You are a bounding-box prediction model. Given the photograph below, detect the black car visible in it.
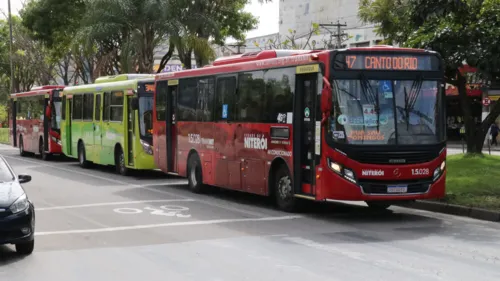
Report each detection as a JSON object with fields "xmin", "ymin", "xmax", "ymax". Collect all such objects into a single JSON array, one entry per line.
[{"xmin": 0, "ymin": 155, "xmax": 35, "ymax": 255}]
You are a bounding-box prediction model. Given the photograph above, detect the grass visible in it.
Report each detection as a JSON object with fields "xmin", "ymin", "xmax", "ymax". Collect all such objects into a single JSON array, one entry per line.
[
  {"xmin": 443, "ymin": 154, "xmax": 500, "ymax": 211},
  {"xmin": 0, "ymin": 128, "xmax": 9, "ymax": 144}
]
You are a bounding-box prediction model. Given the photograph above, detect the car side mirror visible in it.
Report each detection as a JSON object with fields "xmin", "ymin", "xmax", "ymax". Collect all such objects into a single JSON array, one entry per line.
[
  {"xmin": 18, "ymin": 174, "xmax": 31, "ymax": 184},
  {"xmin": 131, "ymin": 97, "xmax": 139, "ymax": 111}
]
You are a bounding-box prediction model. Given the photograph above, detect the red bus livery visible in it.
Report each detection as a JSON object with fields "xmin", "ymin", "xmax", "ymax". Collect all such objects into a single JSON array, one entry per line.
[
  {"xmin": 10, "ymin": 85, "xmax": 65, "ymax": 160},
  {"xmin": 153, "ymin": 47, "xmax": 447, "ymax": 212}
]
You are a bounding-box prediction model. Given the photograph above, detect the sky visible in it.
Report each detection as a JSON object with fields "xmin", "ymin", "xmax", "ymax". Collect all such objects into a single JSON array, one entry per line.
[{"xmin": 0, "ymin": 0, "xmax": 279, "ymax": 38}]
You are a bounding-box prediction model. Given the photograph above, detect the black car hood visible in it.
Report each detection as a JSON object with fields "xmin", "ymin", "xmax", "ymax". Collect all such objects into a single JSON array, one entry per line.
[{"xmin": 0, "ymin": 181, "xmax": 25, "ymax": 208}]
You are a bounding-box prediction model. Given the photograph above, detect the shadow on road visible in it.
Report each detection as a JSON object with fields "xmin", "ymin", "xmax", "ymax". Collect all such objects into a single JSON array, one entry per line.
[{"xmin": 0, "ymin": 245, "xmax": 28, "ymax": 266}]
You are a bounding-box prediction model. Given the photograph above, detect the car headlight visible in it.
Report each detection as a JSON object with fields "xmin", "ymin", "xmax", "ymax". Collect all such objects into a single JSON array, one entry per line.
[
  {"xmin": 10, "ymin": 193, "xmax": 29, "ymax": 214},
  {"xmin": 140, "ymin": 139, "xmax": 153, "ymax": 155}
]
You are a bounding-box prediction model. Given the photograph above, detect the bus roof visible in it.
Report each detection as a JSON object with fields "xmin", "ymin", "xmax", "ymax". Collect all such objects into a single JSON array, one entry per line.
[
  {"xmin": 62, "ymin": 77, "xmax": 151, "ymax": 95},
  {"xmin": 94, "ymin": 74, "xmax": 154, "ymax": 84},
  {"xmin": 11, "ymin": 85, "xmax": 65, "ymax": 98},
  {"xmin": 156, "ymin": 49, "xmax": 328, "ymax": 81},
  {"xmin": 338, "ymin": 45, "xmax": 432, "ymax": 54}
]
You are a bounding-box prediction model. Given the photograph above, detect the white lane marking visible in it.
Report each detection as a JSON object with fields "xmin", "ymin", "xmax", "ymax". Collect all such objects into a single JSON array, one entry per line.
[
  {"xmin": 114, "ymin": 208, "xmax": 144, "ymax": 214},
  {"xmin": 5, "ymin": 155, "xmax": 270, "ymax": 218},
  {"xmin": 35, "ymin": 215, "xmax": 302, "ymax": 236},
  {"xmin": 36, "ymin": 199, "xmax": 195, "ymax": 211}
]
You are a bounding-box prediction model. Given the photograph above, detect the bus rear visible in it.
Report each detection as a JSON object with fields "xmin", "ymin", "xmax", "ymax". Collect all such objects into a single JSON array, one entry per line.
[{"xmin": 319, "ymin": 47, "xmax": 446, "ymax": 208}]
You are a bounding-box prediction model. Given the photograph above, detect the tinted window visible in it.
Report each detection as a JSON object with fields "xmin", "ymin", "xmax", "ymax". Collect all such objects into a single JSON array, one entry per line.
[
  {"xmin": 62, "ymin": 96, "xmax": 66, "ymax": 120},
  {"xmin": 215, "ymin": 77, "xmax": 236, "ymax": 121},
  {"xmin": 155, "ymin": 82, "xmax": 168, "ymax": 121},
  {"xmin": 236, "ymin": 71, "xmax": 265, "ymax": 122},
  {"xmin": 264, "ymin": 68, "xmax": 295, "ymax": 123},
  {"xmin": 16, "ymin": 95, "xmax": 44, "ymax": 120},
  {"xmin": 178, "ymin": 78, "xmax": 198, "ymax": 121},
  {"xmin": 110, "ymin": 91, "xmax": 123, "ymax": 122},
  {"xmin": 103, "ymin": 92, "xmax": 110, "ymax": 121},
  {"xmin": 73, "ymin": 95, "xmax": 83, "ymax": 120},
  {"xmin": 83, "ymin": 93, "xmax": 94, "ymax": 120},
  {"xmin": 197, "ymin": 77, "xmax": 215, "ymax": 121},
  {"xmin": 95, "ymin": 94, "xmax": 101, "ymax": 121}
]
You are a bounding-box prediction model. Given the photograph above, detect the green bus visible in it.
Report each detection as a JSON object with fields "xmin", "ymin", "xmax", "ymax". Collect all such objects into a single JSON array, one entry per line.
[{"xmin": 60, "ymin": 74, "xmax": 157, "ymax": 175}]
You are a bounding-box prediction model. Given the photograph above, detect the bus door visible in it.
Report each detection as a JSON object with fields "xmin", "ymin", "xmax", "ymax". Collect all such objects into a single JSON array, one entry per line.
[
  {"xmin": 94, "ymin": 93, "xmax": 103, "ymax": 162},
  {"xmin": 126, "ymin": 93, "xmax": 135, "ymax": 166},
  {"xmin": 166, "ymin": 81, "xmax": 178, "ymax": 172},
  {"xmin": 214, "ymin": 75, "xmax": 238, "ymax": 190},
  {"xmin": 43, "ymin": 94, "xmax": 49, "ymax": 153},
  {"xmin": 293, "ymin": 65, "xmax": 320, "ymax": 197},
  {"xmin": 67, "ymin": 96, "xmax": 73, "ymax": 155}
]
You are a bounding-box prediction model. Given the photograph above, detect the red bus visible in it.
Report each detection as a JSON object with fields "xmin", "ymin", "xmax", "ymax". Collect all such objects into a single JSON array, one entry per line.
[
  {"xmin": 152, "ymin": 47, "xmax": 447, "ymax": 212},
  {"xmin": 10, "ymin": 85, "xmax": 65, "ymax": 160}
]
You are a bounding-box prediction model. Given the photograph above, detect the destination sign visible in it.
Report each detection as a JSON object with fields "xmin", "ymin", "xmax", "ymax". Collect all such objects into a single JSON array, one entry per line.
[{"xmin": 335, "ymin": 53, "xmax": 439, "ymax": 71}]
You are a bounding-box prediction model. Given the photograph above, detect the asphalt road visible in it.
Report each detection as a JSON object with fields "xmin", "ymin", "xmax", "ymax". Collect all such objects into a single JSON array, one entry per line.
[{"xmin": 0, "ymin": 145, "xmax": 499, "ymax": 281}]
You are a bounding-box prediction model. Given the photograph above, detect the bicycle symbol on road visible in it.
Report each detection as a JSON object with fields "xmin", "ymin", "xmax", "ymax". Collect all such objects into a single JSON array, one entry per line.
[{"xmin": 113, "ymin": 205, "xmax": 191, "ymax": 218}]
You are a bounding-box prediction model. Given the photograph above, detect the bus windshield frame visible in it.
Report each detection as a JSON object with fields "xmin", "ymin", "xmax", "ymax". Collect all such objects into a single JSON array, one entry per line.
[
  {"xmin": 328, "ymin": 51, "xmax": 446, "ymax": 147},
  {"xmin": 137, "ymin": 82, "xmax": 154, "ymax": 144},
  {"xmin": 51, "ymin": 90, "xmax": 63, "ymax": 132}
]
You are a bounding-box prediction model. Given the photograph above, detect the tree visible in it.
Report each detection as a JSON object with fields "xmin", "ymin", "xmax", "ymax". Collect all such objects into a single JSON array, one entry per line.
[
  {"xmin": 359, "ymin": 0, "xmax": 500, "ymax": 154},
  {"xmin": 163, "ymin": 0, "xmax": 258, "ymax": 70}
]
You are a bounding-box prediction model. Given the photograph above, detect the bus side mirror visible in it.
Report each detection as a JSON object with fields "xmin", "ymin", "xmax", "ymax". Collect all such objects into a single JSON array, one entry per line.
[
  {"xmin": 131, "ymin": 98, "xmax": 139, "ymax": 111},
  {"xmin": 320, "ymin": 77, "xmax": 332, "ymax": 113}
]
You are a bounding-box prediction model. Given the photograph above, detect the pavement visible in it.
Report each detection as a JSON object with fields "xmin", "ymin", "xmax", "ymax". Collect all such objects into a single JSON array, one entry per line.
[{"xmin": 0, "ymin": 144, "xmax": 500, "ymax": 281}]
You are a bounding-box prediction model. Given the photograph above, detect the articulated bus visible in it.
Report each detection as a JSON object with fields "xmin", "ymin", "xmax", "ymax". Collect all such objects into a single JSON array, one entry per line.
[
  {"xmin": 60, "ymin": 74, "xmax": 157, "ymax": 175},
  {"xmin": 153, "ymin": 47, "xmax": 447, "ymax": 212},
  {"xmin": 10, "ymin": 85, "xmax": 65, "ymax": 160}
]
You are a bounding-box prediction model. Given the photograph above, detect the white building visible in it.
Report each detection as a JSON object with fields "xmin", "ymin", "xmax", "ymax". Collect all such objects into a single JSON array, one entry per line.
[{"xmin": 279, "ymin": 0, "xmax": 383, "ymax": 48}]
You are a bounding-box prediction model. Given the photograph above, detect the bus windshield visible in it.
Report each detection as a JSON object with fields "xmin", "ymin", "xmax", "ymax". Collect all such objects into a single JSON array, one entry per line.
[
  {"xmin": 139, "ymin": 95, "xmax": 153, "ymax": 138},
  {"xmin": 329, "ymin": 78, "xmax": 443, "ymax": 145}
]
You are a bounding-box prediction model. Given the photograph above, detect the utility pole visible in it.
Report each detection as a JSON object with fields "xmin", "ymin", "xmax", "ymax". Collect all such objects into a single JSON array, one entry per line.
[
  {"xmin": 319, "ymin": 20, "xmax": 348, "ymax": 49},
  {"xmin": 227, "ymin": 42, "xmax": 246, "ymax": 54},
  {"xmin": 8, "ymin": 0, "xmax": 15, "ymax": 94}
]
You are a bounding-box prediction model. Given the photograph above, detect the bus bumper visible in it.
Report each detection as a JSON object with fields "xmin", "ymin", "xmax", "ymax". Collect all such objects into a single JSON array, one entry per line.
[{"xmin": 316, "ymin": 169, "xmax": 446, "ymax": 202}]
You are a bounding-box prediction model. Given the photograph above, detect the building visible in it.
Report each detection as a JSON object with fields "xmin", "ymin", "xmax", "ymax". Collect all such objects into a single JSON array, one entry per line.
[{"xmin": 279, "ymin": 0, "xmax": 383, "ymax": 48}]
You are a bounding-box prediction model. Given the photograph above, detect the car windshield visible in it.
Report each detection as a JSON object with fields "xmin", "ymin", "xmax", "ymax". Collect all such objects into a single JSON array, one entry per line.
[
  {"xmin": 328, "ymin": 78, "xmax": 443, "ymax": 145},
  {"xmin": 139, "ymin": 95, "xmax": 153, "ymax": 138},
  {"xmin": 0, "ymin": 158, "xmax": 14, "ymax": 182}
]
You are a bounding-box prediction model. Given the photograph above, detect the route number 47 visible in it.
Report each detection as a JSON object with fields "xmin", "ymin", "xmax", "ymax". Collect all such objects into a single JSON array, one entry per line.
[{"xmin": 114, "ymin": 205, "xmax": 192, "ymax": 218}]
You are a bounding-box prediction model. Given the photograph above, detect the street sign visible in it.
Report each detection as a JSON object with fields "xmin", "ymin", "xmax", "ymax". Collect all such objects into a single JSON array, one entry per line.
[{"xmin": 483, "ymin": 97, "xmax": 491, "ymax": 106}]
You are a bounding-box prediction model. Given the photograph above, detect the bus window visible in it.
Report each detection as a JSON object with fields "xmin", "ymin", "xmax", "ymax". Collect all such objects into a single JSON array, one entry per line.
[
  {"xmin": 110, "ymin": 91, "xmax": 123, "ymax": 122},
  {"xmin": 178, "ymin": 78, "xmax": 198, "ymax": 121},
  {"xmin": 215, "ymin": 77, "xmax": 236, "ymax": 121},
  {"xmin": 237, "ymin": 71, "xmax": 265, "ymax": 122},
  {"xmin": 264, "ymin": 67, "xmax": 295, "ymax": 123}
]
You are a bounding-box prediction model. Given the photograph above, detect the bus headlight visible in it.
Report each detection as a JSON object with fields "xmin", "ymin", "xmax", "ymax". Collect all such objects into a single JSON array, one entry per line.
[
  {"xmin": 433, "ymin": 161, "xmax": 446, "ymax": 181},
  {"xmin": 328, "ymin": 158, "xmax": 356, "ymax": 184},
  {"xmin": 140, "ymin": 139, "xmax": 153, "ymax": 155}
]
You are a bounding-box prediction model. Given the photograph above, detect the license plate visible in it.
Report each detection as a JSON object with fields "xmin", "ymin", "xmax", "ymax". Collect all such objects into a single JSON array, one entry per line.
[{"xmin": 387, "ymin": 185, "xmax": 408, "ymax": 193}]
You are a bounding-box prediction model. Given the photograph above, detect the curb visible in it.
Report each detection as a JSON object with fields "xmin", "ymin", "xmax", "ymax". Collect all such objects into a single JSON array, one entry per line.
[{"xmin": 398, "ymin": 200, "xmax": 500, "ymax": 222}]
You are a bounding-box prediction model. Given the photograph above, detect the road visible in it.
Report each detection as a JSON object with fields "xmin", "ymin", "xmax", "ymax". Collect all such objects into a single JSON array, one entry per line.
[{"xmin": 0, "ymin": 145, "xmax": 499, "ymax": 281}]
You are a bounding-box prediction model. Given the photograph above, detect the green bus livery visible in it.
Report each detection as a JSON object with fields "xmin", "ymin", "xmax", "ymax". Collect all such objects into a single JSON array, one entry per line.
[{"xmin": 60, "ymin": 74, "xmax": 157, "ymax": 175}]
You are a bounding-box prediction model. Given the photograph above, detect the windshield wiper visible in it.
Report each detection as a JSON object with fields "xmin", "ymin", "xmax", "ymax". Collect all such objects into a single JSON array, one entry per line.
[
  {"xmin": 403, "ymin": 75, "xmax": 424, "ymax": 130},
  {"xmin": 358, "ymin": 73, "xmax": 380, "ymax": 131}
]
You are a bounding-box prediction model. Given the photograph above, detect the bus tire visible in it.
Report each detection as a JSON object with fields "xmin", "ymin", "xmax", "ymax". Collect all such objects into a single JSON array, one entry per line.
[
  {"xmin": 115, "ymin": 146, "xmax": 129, "ymax": 176},
  {"xmin": 19, "ymin": 136, "xmax": 27, "ymax": 157},
  {"xmin": 187, "ymin": 153, "xmax": 205, "ymax": 193},
  {"xmin": 78, "ymin": 141, "xmax": 90, "ymax": 169},
  {"xmin": 274, "ymin": 165, "xmax": 301, "ymax": 213},
  {"xmin": 366, "ymin": 201, "xmax": 391, "ymax": 210},
  {"xmin": 39, "ymin": 138, "xmax": 50, "ymax": 161}
]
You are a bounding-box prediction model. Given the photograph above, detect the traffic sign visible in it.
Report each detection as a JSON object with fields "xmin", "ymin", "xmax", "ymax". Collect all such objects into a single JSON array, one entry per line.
[{"xmin": 483, "ymin": 97, "xmax": 491, "ymax": 106}]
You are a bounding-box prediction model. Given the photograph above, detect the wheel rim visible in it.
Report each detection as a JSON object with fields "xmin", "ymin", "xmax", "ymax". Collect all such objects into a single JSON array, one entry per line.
[
  {"xmin": 278, "ymin": 175, "xmax": 292, "ymax": 200},
  {"xmin": 190, "ymin": 163, "xmax": 198, "ymax": 186}
]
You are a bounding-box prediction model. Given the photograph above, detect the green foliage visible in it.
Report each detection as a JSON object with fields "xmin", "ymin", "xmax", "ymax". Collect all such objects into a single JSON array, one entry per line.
[{"xmin": 359, "ymin": 0, "xmax": 500, "ymax": 153}]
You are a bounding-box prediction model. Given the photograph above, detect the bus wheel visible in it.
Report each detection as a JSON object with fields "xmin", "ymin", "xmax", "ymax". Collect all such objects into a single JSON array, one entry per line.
[
  {"xmin": 19, "ymin": 136, "xmax": 27, "ymax": 157},
  {"xmin": 274, "ymin": 165, "xmax": 301, "ymax": 213},
  {"xmin": 78, "ymin": 142, "xmax": 90, "ymax": 169},
  {"xmin": 187, "ymin": 154, "xmax": 205, "ymax": 193},
  {"xmin": 115, "ymin": 147, "xmax": 129, "ymax": 176},
  {"xmin": 39, "ymin": 139, "xmax": 50, "ymax": 161},
  {"xmin": 366, "ymin": 201, "xmax": 391, "ymax": 210}
]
